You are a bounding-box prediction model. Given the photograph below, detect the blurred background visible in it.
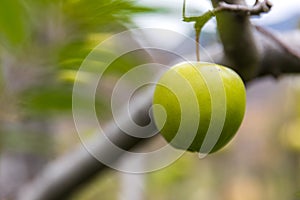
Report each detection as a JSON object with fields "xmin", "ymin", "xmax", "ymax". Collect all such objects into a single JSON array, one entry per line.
[{"xmin": 0, "ymin": 0, "xmax": 300, "ymax": 199}]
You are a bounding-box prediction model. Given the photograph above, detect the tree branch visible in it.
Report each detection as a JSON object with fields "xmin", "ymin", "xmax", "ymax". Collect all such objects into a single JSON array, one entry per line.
[
  {"xmin": 183, "ymin": 0, "xmax": 272, "ymax": 69},
  {"xmin": 255, "ymin": 28, "xmax": 300, "ymax": 78},
  {"xmin": 211, "ymin": 0, "xmax": 300, "ymax": 79},
  {"xmin": 211, "ymin": 0, "xmax": 261, "ymax": 81},
  {"xmin": 255, "ymin": 26, "xmax": 300, "ymax": 59},
  {"xmin": 16, "ymin": 91, "xmax": 153, "ymax": 200}
]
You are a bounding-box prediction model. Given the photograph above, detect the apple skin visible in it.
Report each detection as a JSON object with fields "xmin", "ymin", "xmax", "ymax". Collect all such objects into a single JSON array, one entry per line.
[{"xmin": 152, "ymin": 62, "xmax": 246, "ymax": 154}]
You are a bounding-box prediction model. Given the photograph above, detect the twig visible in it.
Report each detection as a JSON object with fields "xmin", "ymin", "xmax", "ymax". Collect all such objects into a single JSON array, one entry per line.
[
  {"xmin": 183, "ymin": 0, "xmax": 272, "ymax": 23},
  {"xmin": 183, "ymin": 0, "xmax": 272, "ymax": 61},
  {"xmin": 215, "ymin": 0, "xmax": 272, "ymax": 15}
]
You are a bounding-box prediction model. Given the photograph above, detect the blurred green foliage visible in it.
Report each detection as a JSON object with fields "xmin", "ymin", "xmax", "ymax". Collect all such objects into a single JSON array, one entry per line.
[
  {"xmin": 0, "ymin": 1, "xmax": 157, "ymax": 198},
  {"xmin": 0, "ymin": 0, "xmax": 155, "ymax": 116},
  {"xmin": 0, "ymin": 0, "xmax": 155, "ymax": 196},
  {"xmin": 72, "ymin": 171, "xmax": 118, "ymax": 200},
  {"xmin": 0, "ymin": 0, "xmax": 28, "ymax": 47}
]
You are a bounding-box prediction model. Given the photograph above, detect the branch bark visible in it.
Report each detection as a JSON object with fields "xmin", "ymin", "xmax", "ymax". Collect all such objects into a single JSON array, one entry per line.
[
  {"xmin": 211, "ymin": 0, "xmax": 261, "ymax": 81},
  {"xmin": 255, "ymin": 27, "xmax": 300, "ymax": 78},
  {"xmin": 16, "ymin": 1, "xmax": 300, "ymax": 199}
]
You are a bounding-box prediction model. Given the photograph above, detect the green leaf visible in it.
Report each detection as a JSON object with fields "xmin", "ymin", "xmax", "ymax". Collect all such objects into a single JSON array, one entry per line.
[
  {"xmin": 0, "ymin": 0, "xmax": 28, "ymax": 47},
  {"xmin": 21, "ymin": 85, "xmax": 73, "ymax": 114},
  {"xmin": 20, "ymin": 83, "xmax": 108, "ymax": 116}
]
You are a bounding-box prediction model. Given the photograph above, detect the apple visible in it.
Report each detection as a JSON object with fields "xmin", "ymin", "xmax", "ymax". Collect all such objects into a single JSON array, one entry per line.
[{"xmin": 152, "ymin": 62, "xmax": 246, "ymax": 154}]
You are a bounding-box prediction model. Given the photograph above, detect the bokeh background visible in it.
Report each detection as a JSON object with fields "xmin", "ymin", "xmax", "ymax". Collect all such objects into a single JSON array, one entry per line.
[{"xmin": 0, "ymin": 0, "xmax": 300, "ymax": 199}]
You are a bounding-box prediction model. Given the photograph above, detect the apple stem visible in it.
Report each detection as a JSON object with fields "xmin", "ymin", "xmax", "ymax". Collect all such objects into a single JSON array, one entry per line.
[
  {"xmin": 183, "ymin": 0, "xmax": 214, "ymax": 61},
  {"xmin": 195, "ymin": 25, "xmax": 200, "ymax": 62}
]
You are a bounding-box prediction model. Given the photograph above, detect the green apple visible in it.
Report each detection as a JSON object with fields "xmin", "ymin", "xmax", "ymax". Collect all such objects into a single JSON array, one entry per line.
[{"xmin": 152, "ymin": 62, "xmax": 246, "ymax": 154}]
